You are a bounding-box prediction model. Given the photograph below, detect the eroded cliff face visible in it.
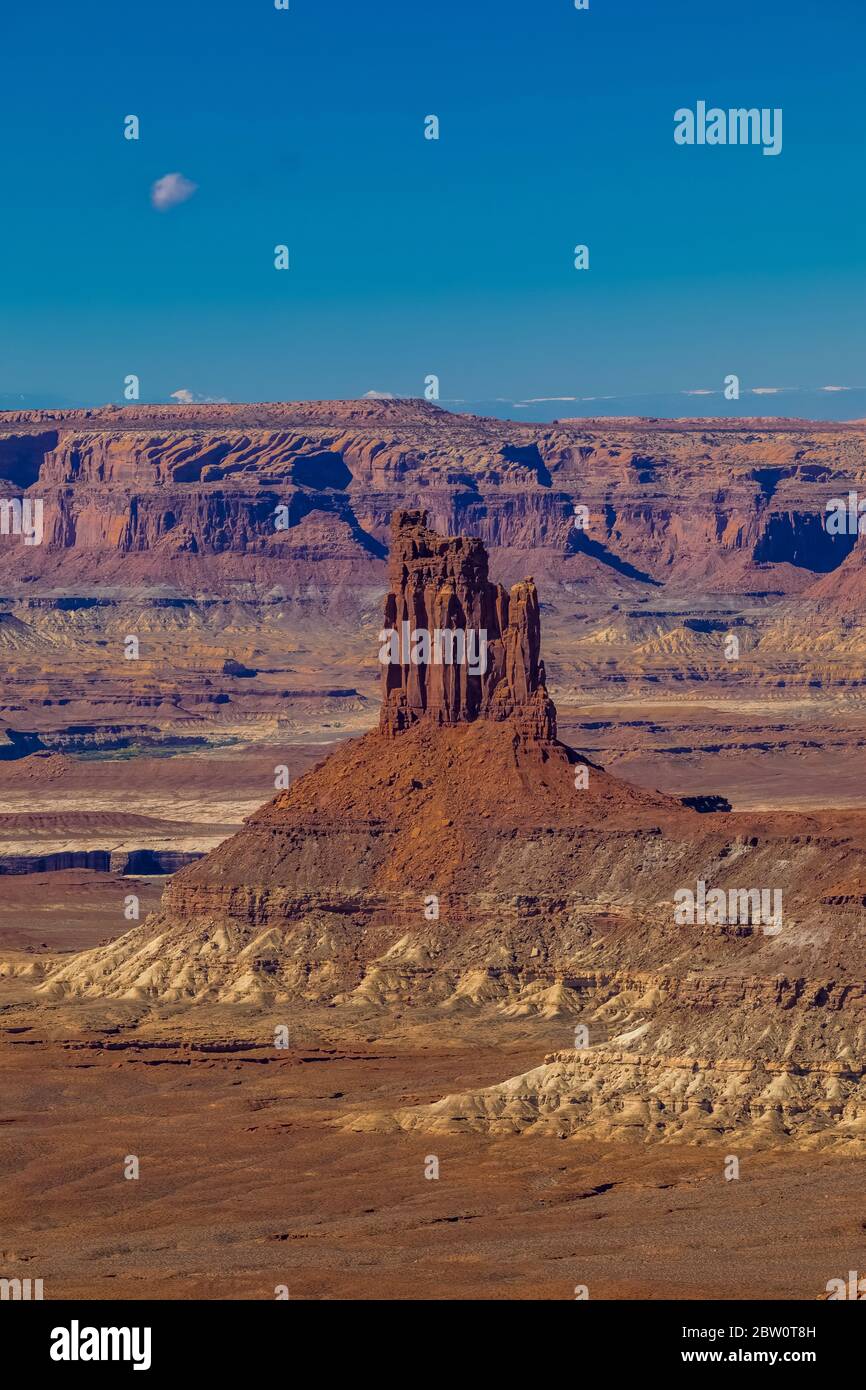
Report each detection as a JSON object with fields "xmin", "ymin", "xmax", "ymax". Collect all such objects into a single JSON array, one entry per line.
[
  {"xmin": 2, "ymin": 417, "xmax": 860, "ymax": 786},
  {"xmin": 2, "ymin": 400, "xmax": 866, "ymax": 598}
]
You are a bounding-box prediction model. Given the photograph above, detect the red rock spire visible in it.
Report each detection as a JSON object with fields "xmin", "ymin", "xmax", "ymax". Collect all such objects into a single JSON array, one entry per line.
[{"xmin": 379, "ymin": 510, "xmax": 556, "ymax": 742}]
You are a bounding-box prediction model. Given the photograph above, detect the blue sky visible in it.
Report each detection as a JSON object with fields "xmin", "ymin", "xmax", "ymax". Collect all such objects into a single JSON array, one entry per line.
[{"xmin": 1, "ymin": 0, "xmax": 864, "ymax": 418}]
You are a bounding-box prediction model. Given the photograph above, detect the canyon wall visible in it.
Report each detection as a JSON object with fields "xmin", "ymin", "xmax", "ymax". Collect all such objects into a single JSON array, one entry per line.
[{"xmin": 1, "ymin": 400, "xmax": 865, "ymax": 598}]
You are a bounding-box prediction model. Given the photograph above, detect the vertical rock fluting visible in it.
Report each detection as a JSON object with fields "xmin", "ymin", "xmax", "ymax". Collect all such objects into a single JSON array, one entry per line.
[{"xmin": 379, "ymin": 510, "xmax": 556, "ymax": 742}]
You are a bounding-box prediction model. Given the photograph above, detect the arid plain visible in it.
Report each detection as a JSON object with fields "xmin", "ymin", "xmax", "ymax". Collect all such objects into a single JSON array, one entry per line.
[{"xmin": 1, "ymin": 399, "xmax": 865, "ymax": 1299}]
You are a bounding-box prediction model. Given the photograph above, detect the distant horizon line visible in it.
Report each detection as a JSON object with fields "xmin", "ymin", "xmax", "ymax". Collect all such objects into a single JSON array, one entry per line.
[{"xmin": 1, "ymin": 395, "xmax": 865, "ymax": 431}]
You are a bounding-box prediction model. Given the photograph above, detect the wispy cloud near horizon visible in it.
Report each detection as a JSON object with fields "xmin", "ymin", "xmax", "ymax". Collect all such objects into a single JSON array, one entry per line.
[{"xmin": 169, "ymin": 388, "xmax": 228, "ymax": 404}]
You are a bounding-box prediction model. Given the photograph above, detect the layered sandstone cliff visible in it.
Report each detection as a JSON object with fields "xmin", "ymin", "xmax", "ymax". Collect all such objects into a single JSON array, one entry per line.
[
  {"xmin": 2, "ymin": 399, "xmax": 866, "ymax": 598},
  {"xmin": 6, "ymin": 400, "xmax": 866, "ymax": 746}
]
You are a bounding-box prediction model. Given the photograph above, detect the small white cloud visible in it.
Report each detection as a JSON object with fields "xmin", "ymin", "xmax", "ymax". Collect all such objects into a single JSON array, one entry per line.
[
  {"xmin": 516, "ymin": 396, "xmax": 577, "ymax": 404},
  {"xmin": 683, "ymin": 389, "xmax": 716, "ymax": 396},
  {"xmin": 169, "ymin": 388, "xmax": 228, "ymax": 404},
  {"xmin": 363, "ymin": 389, "xmax": 395, "ymax": 399},
  {"xmin": 750, "ymin": 387, "xmax": 785, "ymax": 395},
  {"xmin": 152, "ymin": 173, "xmax": 198, "ymax": 211},
  {"xmin": 820, "ymin": 384, "xmax": 850, "ymax": 392}
]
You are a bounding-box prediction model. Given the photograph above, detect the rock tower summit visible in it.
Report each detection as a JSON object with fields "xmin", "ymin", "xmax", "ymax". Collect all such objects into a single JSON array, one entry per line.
[{"xmin": 379, "ymin": 509, "xmax": 557, "ymax": 743}]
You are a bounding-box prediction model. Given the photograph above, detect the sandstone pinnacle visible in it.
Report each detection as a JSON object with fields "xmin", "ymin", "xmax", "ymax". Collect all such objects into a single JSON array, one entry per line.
[{"xmin": 378, "ymin": 509, "xmax": 557, "ymax": 743}]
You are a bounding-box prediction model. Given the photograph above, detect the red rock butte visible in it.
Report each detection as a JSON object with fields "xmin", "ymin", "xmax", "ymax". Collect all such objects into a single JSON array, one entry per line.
[
  {"xmin": 379, "ymin": 509, "xmax": 556, "ymax": 743},
  {"xmin": 32, "ymin": 505, "xmax": 866, "ymax": 1150}
]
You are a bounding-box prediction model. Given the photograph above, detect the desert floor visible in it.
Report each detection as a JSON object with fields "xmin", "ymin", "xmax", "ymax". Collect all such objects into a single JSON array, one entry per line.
[
  {"xmin": 0, "ymin": 1003, "xmax": 863, "ymax": 1300},
  {"xmin": 1, "ymin": 697, "xmax": 864, "ymax": 1300}
]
